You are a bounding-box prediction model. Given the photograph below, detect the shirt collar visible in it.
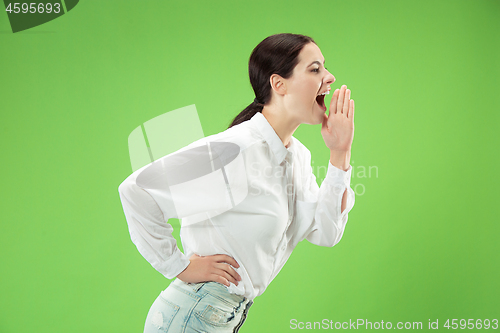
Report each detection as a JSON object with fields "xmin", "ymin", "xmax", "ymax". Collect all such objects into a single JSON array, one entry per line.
[{"xmin": 250, "ymin": 112, "xmax": 294, "ymax": 165}]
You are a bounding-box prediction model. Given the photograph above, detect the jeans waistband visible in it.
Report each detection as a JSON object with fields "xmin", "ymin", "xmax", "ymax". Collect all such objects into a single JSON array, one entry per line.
[{"xmin": 171, "ymin": 278, "xmax": 252, "ymax": 308}]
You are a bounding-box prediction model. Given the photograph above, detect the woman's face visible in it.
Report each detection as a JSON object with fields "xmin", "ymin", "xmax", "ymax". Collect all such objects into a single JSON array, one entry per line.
[{"xmin": 282, "ymin": 42, "xmax": 336, "ymax": 125}]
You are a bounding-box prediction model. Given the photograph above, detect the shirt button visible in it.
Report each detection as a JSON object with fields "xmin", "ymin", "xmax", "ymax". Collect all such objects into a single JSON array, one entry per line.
[{"xmin": 281, "ymin": 245, "xmax": 286, "ymax": 251}]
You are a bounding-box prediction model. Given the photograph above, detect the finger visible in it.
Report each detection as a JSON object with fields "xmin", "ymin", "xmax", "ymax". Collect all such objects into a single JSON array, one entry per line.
[
  {"xmin": 223, "ymin": 268, "xmax": 239, "ymax": 285},
  {"xmin": 213, "ymin": 268, "xmax": 238, "ymax": 286},
  {"xmin": 348, "ymin": 99, "xmax": 354, "ymax": 120},
  {"xmin": 329, "ymin": 89, "xmax": 339, "ymax": 115},
  {"xmin": 210, "ymin": 273, "xmax": 231, "ymax": 287},
  {"xmin": 216, "ymin": 262, "xmax": 242, "ymax": 281},
  {"xmin": 214, "ymin": 254, "xmax": 240, "ymax": 268},
  {"xmin": 343, "ymin": 89, "xmax": 351, "ymax": 116},
  {"xmin": 337, "ymin": 85, "xmax": 346, "ymax": 114}
]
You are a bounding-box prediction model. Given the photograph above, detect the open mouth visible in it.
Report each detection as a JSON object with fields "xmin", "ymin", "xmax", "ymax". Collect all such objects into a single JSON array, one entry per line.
[{"xmin": 316, "ymin": 91, "xmax": 328, "ymax": 111}]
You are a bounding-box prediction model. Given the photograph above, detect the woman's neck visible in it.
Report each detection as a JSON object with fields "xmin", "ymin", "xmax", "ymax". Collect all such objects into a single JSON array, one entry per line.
[{"xmin": 261, "ymin": 106, "xmax": 300, "ymax": 148}]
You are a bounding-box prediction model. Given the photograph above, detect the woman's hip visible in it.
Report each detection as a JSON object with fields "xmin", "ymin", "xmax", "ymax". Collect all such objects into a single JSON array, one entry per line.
[{"xmin": 144, "ymin": 278, "xmax": 253, "ymax": 333}]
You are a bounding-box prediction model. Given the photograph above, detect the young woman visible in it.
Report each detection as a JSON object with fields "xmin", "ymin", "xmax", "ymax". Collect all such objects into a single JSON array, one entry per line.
[{"xmin": 118, "ymin": 33, "xmax": 356, "ymax": 333}]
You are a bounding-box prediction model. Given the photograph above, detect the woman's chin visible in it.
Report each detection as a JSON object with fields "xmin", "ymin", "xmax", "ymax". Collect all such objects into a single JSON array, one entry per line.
[
  {"xmin": 304, "ymin": 113, "xmax": 325, "ymax": 125},
  {"xmin": 299, "ymin": 106, "xmax": 327, "ymax": 125},
  {"xmin": 315, "ymin": 108, "xmax": 327, "ymax": 124}
]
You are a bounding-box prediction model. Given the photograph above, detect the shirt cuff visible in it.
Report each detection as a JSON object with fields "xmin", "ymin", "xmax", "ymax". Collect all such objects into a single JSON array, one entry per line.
[
  {"xmin": 158, "ymin": 248, "xmax": 191, "ymax": 280},
  {"xmin": 323, "ymin": 161, "xmax": 352, "ymax": 188}
]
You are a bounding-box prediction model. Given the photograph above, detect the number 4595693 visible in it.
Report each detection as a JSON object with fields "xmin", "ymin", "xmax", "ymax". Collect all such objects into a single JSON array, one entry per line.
[
  {"xmin": 444, "ymin": 319, "xmax": 498, "ymax": 329},
  {"xmin": 5, "ymin": 2, "xmax": 61, "ymax": 14}
]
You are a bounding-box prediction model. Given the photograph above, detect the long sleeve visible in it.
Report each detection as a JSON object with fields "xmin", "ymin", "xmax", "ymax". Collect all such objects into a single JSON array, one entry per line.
[
  {"xmin": 118, "ymin": 166, "xmax": 190, "ymax": 279},
  {"xmin": 118, "ymin": 140, "xmax": 247, "ymax": 279},
  {"xmin": 302, "ymin": 155, "xmax": 355, "ymax": 247}
]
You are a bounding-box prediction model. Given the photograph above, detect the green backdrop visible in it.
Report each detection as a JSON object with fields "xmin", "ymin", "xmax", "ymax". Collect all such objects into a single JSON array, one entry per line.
[{"xmin": 1, "ymin": 0, "xmax": 499, "ymax": 332}]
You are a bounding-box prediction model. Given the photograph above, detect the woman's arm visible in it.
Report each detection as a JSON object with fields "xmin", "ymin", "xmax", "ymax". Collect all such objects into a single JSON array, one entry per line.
[
  {"xmin": 295, "ymin": 84, "xmax": 356, "ymax": 247},
  {"xmin": 118, "ymin": 142, "xmax": 242, "ymax": 285},
  {"xmin": 329, "ymin": 149, "xmax": 351, "ymax": 214},
  {"xmin": 118, "ymin": 168, "xmax": 191, "ymax": 279},
  {"xmin": 300, "ymin": 156, "xmax": 355, "ymax": 247}
]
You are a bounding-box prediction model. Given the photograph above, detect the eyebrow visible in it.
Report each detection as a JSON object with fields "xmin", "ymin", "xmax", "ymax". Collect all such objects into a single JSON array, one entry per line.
[{"xmin": 308, "ymin": 60, "xmax": 325, "ymax": 67}]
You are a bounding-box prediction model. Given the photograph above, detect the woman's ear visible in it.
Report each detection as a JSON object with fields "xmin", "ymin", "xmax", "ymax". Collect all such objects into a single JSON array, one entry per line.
[{"xmin": 269, "ymin": 74, "xmax": 286, "ymax": 96}]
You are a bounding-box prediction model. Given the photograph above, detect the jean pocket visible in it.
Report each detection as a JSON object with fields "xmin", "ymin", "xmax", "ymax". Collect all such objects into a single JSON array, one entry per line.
[
  {"xmin": 193, "ymin": 298, "xmax": 237, "ymax": 328},
  {"xmin": 145, "ymin": 295, "xmax": 180, "ymax": 332}
]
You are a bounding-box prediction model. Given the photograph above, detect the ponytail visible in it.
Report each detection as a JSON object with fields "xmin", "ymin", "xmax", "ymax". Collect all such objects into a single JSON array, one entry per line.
[{"xmin": 228, "ymin": 99, "xmax": 264, "ymax": 129}]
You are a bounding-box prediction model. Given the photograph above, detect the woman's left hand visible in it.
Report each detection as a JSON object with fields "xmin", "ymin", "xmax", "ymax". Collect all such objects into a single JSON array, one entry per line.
[{"xmin": 321, "ymin": 85, "xmax": 355, "ymax": 152}]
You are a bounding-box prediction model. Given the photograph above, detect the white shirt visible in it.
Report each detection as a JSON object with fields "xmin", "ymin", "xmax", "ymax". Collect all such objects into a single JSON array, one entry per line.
[{"xmin": 118, "ymin": 112, "xmax": 355, "ymax": 300}]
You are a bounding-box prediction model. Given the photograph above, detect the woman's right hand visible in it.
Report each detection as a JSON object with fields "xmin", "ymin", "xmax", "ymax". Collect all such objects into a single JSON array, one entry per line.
[{"xmin": 176, "ymin": 254, "xmax": 242, "ymax": 287}]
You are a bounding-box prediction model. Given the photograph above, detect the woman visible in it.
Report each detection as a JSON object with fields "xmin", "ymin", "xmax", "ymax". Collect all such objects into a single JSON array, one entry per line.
[{"xmin": 118, "ymin": 33, "xmax": 355, "ymax": 333}]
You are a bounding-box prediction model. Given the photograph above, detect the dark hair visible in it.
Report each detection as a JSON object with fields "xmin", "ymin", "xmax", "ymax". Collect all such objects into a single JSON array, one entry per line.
[{"xmin": 227, "ymin": 33, "xmax": 316, "ymax": 128}]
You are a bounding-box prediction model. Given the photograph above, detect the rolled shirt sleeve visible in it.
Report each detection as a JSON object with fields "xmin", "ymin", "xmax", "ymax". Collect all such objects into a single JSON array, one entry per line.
[{"xmin": 304, "ymin": 160, "xmax": 355, "ymax": 247}]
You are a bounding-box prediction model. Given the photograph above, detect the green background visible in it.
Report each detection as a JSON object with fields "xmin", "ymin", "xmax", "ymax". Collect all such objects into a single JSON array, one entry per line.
[{"xmin": 1, "ymin": 0, "xmax": 499, "ymax": 332}]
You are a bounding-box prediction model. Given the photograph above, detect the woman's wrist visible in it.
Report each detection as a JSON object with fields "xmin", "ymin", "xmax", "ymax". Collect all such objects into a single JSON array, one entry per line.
[{"xmin": 329, "ymin": 150, "xmax": 351, "ymax": 171}]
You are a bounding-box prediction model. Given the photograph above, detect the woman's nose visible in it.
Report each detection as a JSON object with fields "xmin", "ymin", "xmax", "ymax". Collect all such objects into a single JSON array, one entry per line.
[{"xmin": 325, "ymin": 70, "xmax": 335, "ymax": 85}]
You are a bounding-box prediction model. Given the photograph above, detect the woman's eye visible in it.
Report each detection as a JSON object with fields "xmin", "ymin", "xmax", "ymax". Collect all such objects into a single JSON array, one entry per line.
[{"xmin": 311, "ymin": 68, "xmax": 320, "ymax": 73}]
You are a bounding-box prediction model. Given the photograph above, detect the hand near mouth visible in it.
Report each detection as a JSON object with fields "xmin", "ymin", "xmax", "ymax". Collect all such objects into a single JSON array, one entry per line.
[{"xmin": 321, "ymin": 84, "xmax": 355, "ymax": 153}]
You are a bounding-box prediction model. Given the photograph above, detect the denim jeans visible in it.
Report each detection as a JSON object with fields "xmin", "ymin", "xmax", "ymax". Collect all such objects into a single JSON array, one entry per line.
[{"xmin": 144, "ymin": 278, "xmax": 253, "ymax": 333}]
